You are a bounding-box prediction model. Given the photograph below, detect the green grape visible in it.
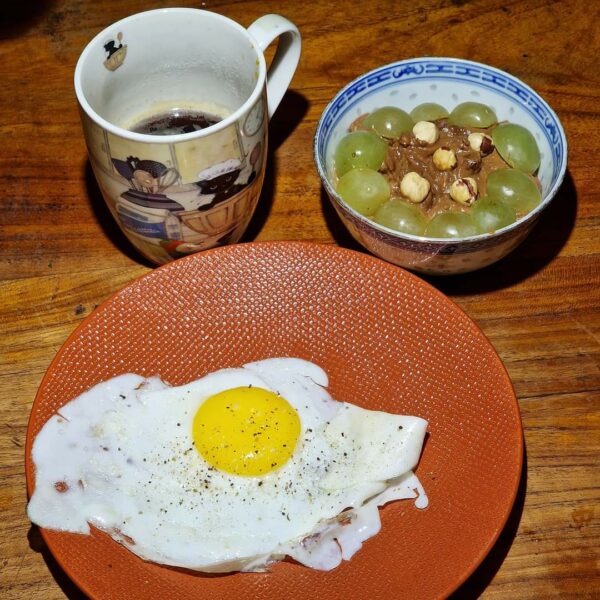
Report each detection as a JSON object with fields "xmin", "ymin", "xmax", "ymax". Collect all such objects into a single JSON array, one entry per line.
[
  {"xmin": 424, "ymin": 212, "xmax": 478, "ymax": 239},
  {"xmin": 471, "ymin": 197, "xmax": 516, "ymax": 234},
  {"xmin": 486, "ymin": 168, "xmax": 542, "ymax": 214},
  {"xmin": 362, "ymin": 107, "xmax": 413, "ymax": 138},
  {"xmin": 334, "ymin": 131, "xmax": 387, "ymax": 177},
  {"xmin": 372, "ymin": 199, "xmax": 427, "ymax": 236},
  {"xmin": 336, "ymin": 168, "xmax": 390, "ymax": 216},
  {"xmin": 410, "ymin": 102, "xmax": 449, "ymax": 122},
  {"xmin": 492, "ymin": 123, "xmax": 541, "ymax": 174},
  {"xmin": 448, "ymin": 102, "xmax": 497, "ymax": 128}
]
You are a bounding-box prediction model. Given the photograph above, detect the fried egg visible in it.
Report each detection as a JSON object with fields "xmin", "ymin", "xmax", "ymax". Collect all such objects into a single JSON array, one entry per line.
[{"xmin": 28, "ymin": 358, "xmax": 428, "ymax": 572}]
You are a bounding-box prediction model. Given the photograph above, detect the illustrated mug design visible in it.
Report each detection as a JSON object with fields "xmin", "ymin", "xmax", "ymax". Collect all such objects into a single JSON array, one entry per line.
[
  {"xmin": 75, "ymin": 9, "xmax": 301, "ymax": 264},
  {"xmin": 103, "ymin": 32, "xmax": 126, "ymax": 71}
]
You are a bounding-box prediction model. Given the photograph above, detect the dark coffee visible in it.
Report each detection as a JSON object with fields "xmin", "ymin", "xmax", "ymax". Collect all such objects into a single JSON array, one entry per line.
[{"xmin": 130, "ymin": 109, "xmax": 222, "ymax": 135}]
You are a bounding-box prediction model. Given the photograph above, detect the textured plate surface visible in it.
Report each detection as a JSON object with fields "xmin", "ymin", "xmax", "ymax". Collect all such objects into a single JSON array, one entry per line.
[{"xmin": 25, "ymin": 241, "xmax": 522, "ymax": 600}]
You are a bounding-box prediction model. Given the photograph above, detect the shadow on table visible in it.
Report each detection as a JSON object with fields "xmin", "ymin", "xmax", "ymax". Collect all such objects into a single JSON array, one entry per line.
[
  {"xmin": 84, "ymin": 90, "xmax": 309, "ymax": 262},
  {"xmin": 241, "ymin": 90, "xmax": 309, "ymax": 242},
  {"xmin": 447, "ymin": 445, "xmax": 528, "ymax": 599},
  {"xmin": 322, "ymin": 170, "xmax": 577, "ymax": 293},
  {"xmin": 28, "ymin": 526, "xmax": 88, "ymax": 600},
  {"xmin": 84, "ymin": 161, "xmax": 154, "ymax": 267},
  {"xmin": 0, "ymin": 0, "xmax": 56, "ymax": 38}
]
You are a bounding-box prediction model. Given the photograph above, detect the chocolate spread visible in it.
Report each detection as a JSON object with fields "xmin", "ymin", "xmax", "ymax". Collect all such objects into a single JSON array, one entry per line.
[{"xmin": 350, "ymin": 117, "xmax": 533, "ymax": 218}]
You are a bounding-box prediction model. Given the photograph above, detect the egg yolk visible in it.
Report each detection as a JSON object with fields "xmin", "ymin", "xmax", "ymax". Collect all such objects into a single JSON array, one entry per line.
[{"xmin": 192, "ymin": 387, "xmax": 301, "ymax": 476}]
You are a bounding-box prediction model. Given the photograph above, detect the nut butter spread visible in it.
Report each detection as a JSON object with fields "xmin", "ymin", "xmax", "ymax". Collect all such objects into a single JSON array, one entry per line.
[{"xmin": 351, "ymin": 117, "xmax": 515, "ymax": 218}]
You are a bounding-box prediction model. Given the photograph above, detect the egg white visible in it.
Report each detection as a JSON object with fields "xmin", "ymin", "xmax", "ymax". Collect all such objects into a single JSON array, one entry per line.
[{"xmin": 28, "ymin": 358, "xmax": 428, "ymax": 571}]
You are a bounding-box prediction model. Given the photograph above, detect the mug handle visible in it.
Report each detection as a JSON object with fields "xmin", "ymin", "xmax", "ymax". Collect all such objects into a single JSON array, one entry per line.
[{"xmin": 247, "ymin": 15, "xmax": 301, "ymax": 119}]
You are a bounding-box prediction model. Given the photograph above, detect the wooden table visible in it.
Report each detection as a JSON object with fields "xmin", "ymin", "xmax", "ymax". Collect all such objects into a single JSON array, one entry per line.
[{"xmin": 1, "ymin": 0, "xmax": 598, "ymax": 597}]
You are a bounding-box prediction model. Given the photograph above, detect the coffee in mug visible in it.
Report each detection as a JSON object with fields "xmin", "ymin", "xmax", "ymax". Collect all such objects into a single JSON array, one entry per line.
[{"xmin": 129, "ymin": 110, "xmax": 222, "ymax": 136}]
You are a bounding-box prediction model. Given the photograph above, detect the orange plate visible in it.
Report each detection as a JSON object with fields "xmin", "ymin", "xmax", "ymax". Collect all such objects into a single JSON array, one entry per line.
[{"xmin": 25, "ymin": 241, "xmax": 522, "ymax": 600}]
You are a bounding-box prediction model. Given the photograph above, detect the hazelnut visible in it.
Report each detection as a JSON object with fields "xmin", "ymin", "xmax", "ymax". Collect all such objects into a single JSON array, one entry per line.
[
  {"xmin": 412, "ymin": 121, "xmax": 439, "ymax": 144},
  {"xmin": 449, "ymin": 177, "xmax": 478, "ymax": 205},
  {"xmin": 400, "ymin": 171, "xmax": 430, "ymax": 204},
  {"xmin": 467, "ymin": 132, "xmax": 494, "ymax": 155},
  {"xmin": 465, "ymin": 158, "xmax": 482, "ymax": 173},
  {"xmin": 432, "ymin": 147, "xmax": 457, "ymax": 171}
]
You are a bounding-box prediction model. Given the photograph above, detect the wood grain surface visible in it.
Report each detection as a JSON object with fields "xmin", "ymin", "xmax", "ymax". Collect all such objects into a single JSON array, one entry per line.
[{"xmin": 1, "ymin": 0, "xmax": 599, "ymax": 597}]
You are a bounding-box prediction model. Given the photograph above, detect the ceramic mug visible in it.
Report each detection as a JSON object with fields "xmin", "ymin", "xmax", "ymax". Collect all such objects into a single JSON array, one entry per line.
[{"xmin": 75, "ymin": 8, "xmax": 301, "ymax": 264}]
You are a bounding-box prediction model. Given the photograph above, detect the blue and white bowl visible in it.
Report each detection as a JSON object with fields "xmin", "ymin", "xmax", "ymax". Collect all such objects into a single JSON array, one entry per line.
[{"xmin": 314, "ymin": 58, "xmax": 568, "ymax": 275}]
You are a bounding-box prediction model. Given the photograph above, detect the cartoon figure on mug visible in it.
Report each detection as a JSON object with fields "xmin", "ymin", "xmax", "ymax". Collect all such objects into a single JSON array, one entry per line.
[
  {"xmin": 194, "ymin": 139, "xmax": 263, "ymax": 209},
  {"xmin": 107, "ymin": 136, "xmax": 265, "ymax": 261},
  {"xmin": 103, "ymin": 32, "xmax": 127, "ymax": 71}
]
